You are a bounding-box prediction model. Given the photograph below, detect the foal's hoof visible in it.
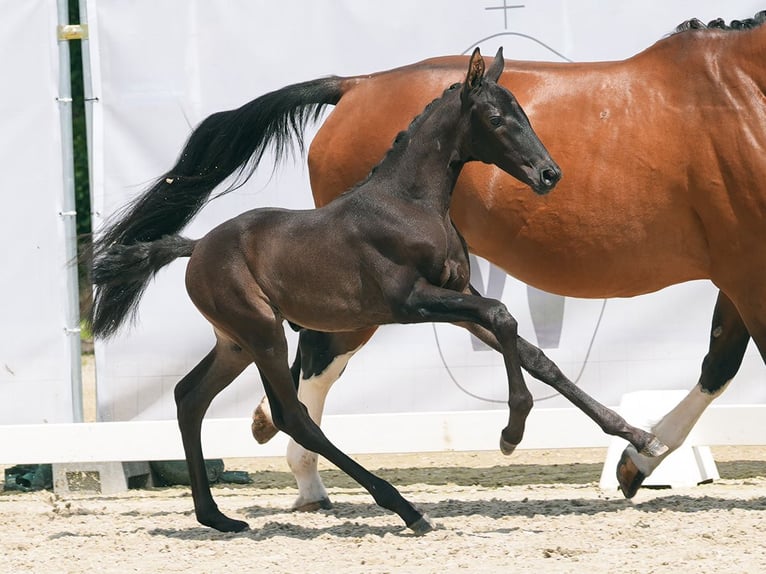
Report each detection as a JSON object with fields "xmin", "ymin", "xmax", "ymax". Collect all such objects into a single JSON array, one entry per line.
[
  {"xmin": 251, "ymin": 399, "xmax": 279, "ymax": 444},
  {"xmin": 639, "ymin": 435, "xmax": 669, "ymax": 458},
  {"xmin": 292, "ymin": 497, "xmax": 333, "ymax": 512},
  {"xmin": 407, "ymin": 514, "xmax": 436, "ymax": 535},
  {"xmin": 200, "ymin": 514, "xmax": 250, "ymax": 533},
  {"xmin": 616, "ymin": 449, "xmax": 646, "ymax": 499},
  {"xmin": 499, "ymin": 435, "xmax": 518, "ymax": 456}
]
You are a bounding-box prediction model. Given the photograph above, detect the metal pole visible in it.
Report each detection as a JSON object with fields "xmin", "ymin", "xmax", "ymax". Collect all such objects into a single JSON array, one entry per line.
[
  {"xmin": 56, "ymin": 0, "xmax": 84, "ymax": 423},
  {"xmin": 78, "ymin": 0, "xmax": 99, "ymax": 421},
  {"xmin": 78, "ymin": 0, "xmax": 95, "ymax": 199}
]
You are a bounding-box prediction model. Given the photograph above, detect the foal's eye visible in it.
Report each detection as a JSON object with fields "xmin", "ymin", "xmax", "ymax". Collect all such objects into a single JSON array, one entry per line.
[{"xmin": 489, "ymin": 116, "xmax": 504, "ymax": 127}]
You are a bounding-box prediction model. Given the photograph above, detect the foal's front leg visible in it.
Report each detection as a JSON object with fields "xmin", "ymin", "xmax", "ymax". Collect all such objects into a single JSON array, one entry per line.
[
  {"xmin": 400, "ymin": 281, "xmax": 532, "ymax": 454},
  {"xmin": 457, "ymin": 319, "xmax": 666, "ymax": 457}
]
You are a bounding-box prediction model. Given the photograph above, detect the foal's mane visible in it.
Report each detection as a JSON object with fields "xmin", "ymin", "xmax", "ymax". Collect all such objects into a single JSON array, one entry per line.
[
  {"xmin": 340, "ymin": 82, "xmax": 463, "ymax": 195},
  {"xmin": 673, "ymin": 10, "xmax": 766, "ymax": 33}
]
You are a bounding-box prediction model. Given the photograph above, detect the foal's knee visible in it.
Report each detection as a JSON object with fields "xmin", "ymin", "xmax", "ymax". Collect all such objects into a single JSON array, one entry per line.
[{"xmin": 489, "ymin": 305, "xmax": 518, "ymax": 340}]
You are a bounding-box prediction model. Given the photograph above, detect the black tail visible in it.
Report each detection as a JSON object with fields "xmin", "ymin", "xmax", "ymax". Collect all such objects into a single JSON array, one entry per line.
[
  {"xmin": 92, "ymin": 76, "xmax": 346, "ymax": 259},
  {"xmin": 90, "ymin": 235, "xmax": 196, "ymax": 339}
]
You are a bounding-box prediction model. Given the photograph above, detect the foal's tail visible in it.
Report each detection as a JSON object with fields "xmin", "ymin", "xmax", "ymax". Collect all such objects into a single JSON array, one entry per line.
[
  {"xmin": 89, "ymin": 235, "xmax": 196, "ymax": 339},
  {"xmin": 89, "ymin": 75, "xmax": 350, "ymax": 339},
  {"xmin": 92, "ymin": 76, "xmax": 348, "ymax": 260}
]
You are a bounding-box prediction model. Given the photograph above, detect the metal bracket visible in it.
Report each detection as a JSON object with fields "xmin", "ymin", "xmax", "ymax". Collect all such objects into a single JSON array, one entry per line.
[{"xmin": 57, "ymin": 24, "xmax": 88, "ymax": 41}]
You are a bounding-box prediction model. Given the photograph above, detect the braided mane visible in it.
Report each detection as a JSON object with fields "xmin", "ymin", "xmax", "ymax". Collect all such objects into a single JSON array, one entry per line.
[
  {"xmin": 674, "ymin": 10, "xmax": 766, "ymax": 33},
  {"xmin": 340, "ymin": 82, "xmax": 463, "ymax": 194}
]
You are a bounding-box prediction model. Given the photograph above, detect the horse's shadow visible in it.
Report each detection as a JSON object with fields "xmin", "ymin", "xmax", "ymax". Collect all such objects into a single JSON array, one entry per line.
[
  {"xmin": 139, "ymin": 457, "xmax": 766, "ymax": 541},
  {"xmin": 287, "ymin": 493, "xmax": 766, "ymax": 522},
  {"xmin": 238, "ymin": 460, "xmax": 766, "ymax": 491},
  {"xmin": 238, "ymin": 462, "xmax": 604, "ymax": 491},
  {"xmin": 148, "ymin": 520, "xmax": 404, "ymax": 541},
  {"xmin": 147, "ymin": 492, "xmax": 766, "ymax": 541}
]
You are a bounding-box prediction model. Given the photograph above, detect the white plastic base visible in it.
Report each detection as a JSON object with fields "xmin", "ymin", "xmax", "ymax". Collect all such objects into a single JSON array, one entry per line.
[
  {"xmin": 599, "ymin": 390, "xmax": 720, "ymax": 491},
  {"xmin": 52, "ymin": 461, "xmax": 153, "ymax": 495}
]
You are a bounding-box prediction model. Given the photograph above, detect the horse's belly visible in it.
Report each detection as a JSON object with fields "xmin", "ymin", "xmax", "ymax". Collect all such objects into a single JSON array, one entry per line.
[{"xmin": 471, "ymin": 225, "xmax": 709, "ymax": 298}]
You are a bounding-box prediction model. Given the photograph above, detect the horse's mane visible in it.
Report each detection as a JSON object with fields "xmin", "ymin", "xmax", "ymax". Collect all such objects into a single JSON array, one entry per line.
[{"xmin": 673, "ymin": 11, "xmax": 766, "ymax": 33}]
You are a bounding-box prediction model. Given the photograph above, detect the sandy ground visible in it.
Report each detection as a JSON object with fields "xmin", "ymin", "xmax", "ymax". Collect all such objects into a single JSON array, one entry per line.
[
  {"xmin": 2, "ymin": 447, "xmax": 766, "ymax": 572},
  {"xmin": 2, "ymin": 356, "xmax": 764, "ymax": 573}
]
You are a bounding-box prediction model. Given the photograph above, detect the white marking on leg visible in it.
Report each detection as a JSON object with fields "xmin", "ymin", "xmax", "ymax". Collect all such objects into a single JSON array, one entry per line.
[
  {"xmin": 629, "ymin": 381, "xmax": 730, "ymax": 475},
  {"xmin": 288, "ymin": 348, "xmax": 358, "ymax": 508}
]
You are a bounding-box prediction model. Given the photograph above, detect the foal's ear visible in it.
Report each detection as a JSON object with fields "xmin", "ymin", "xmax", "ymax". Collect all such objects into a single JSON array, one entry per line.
[
  {"xmin": 464, "ymin": 48, "xmax": 485, "ymax": 92},
  {"xmin": 485, "ymin": 47, "xmax": 504, "ymax": 83}
]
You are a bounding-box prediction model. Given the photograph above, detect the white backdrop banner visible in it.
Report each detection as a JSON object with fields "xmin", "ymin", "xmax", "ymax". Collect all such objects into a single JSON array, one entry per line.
[
  {"xmin": 0, "ymin": 1, "xmax": 76, "ymax": 424},
  {"xmin": 89, "ymin": 0, "xmax": 765, "ymax": 422}
]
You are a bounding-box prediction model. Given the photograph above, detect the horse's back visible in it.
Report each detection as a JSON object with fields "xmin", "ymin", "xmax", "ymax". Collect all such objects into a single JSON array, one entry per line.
[{"xmin": 310, "ymin": 25, "xmax": 766, "ymax": 298}]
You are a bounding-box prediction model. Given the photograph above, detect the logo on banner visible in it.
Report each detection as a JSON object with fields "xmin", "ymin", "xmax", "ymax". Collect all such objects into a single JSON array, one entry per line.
[{"xmin": 466, "ymin": 2, "xmax": 573, "ymax": 63}]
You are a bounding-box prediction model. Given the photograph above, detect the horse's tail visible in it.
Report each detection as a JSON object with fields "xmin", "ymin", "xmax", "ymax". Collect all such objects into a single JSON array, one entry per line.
[
  {"xmin": 92, "ymin": 76, "xmax": 348, "ymax": 259},
  {"xmin": 89, "ymin": 235, "xmax": 197, "ymax": 339}
]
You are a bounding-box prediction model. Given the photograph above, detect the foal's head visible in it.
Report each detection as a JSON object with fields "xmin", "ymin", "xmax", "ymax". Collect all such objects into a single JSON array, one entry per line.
[{"xmin": 459, "ymin": 48, "xmax": 561, "ymax": 194}]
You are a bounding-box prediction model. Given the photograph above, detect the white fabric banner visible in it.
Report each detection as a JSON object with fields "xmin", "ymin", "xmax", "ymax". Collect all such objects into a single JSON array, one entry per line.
[
  {"xmin": 0, "ymin": 1, "xmax": 76, "ymax": 424},
  {"xmin": 89, "ymin": 0, "xmax": 765, "ymax": 422}
]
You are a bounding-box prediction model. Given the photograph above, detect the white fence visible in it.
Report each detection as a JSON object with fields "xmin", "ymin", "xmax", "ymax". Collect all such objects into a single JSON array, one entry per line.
[
  {"xmin": 2, "ymin": 405, "xmax": 766, "ymax": 465},
  {"xmin": 0, "ymin": 0, "xmax": 764, "ymax": 466}
]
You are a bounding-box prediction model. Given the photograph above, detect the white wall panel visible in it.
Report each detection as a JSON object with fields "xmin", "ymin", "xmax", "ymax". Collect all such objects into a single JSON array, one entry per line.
[
  {"xmin": 0, "ymin": 1, "xmax": 77, "ymax": 424},
  {"xmin": 89, "ymin": 0, "xmax": 765, "ymax": 422}
]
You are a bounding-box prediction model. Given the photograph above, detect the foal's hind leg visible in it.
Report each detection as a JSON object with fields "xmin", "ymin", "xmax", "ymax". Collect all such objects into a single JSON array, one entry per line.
[
  {"xmin": 245, "ymin": 324, "xmax": 434, "ymax": 534},
  {"xmin": 175, "ymin": 337, "xmax": 252, "ymax": 532},
  {"xmin": 616, "ymin": 290, "xmax": 751, "ymax": 497},
  {"xmin": 253, "ymin": 329, "xmax": 375, "ymax": 511}
]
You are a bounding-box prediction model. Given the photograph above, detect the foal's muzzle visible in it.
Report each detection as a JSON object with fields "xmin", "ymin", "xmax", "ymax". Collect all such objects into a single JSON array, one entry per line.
[{"xmin": 534, "ymin": 164, "xmax": 562, "ymax": 194}]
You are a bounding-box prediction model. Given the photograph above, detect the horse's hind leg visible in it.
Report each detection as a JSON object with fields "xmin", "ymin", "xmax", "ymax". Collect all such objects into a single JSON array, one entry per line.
[
  {"xmin": 253, "ymin": 328, "xmax": 375, "ymax": 511},
  {"xmin": 617, "ymin": 290, "xmax": 751, "ymax": 497},
  {"xmin": 175, "ymin": 337, "xmax": 251, "ymax": 532},
  {"xmin": 245, "ymin": 325, "xmax": 433, "ymax": 534}
]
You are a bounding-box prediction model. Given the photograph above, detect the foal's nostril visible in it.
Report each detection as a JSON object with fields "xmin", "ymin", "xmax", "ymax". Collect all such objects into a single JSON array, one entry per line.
[{"xmin": 541, "ymin": 167, "xmax": 561, "ymax": 187}]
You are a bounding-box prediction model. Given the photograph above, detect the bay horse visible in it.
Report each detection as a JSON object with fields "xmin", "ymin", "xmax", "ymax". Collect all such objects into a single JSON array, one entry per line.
[
  {"xmin": 91, "ymin": 49, "xmax": 660, "ymax": 533},
  {"xmin": 254, "ymin": 13, "xmax": 766, "ymax": 506}
]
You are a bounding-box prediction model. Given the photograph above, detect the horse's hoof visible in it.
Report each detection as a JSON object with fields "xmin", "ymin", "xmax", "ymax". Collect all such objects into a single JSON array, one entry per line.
[
  {"xmin": 292, "ymin": 497, "xmax": 333, "ymax": 512},
  {"xmin": 200, "ymin": 514, "xmax": 250, "ymax": 533},
  {"xmin": 251, "ymin": 402, "xmax": 279, "ymax": 444},
  {"xmin": 640, "ymin": 435, "xmax": 669, "ymax": 458},
  {"xmin": 499, "ymin": 435, "xmax": 518, "ymax": 456},
  {"xmin": 407, "ymin": 514, "xmax": 435, "ymax": 535},
  {"xmin": 616, "ymin": 449, "xmax": 646, "ymax": 499}
]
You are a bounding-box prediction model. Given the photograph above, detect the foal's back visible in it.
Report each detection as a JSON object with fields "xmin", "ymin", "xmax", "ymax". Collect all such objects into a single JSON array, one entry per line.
[{"xmin": 186, "ymin": 168, "xmax": 467, "ymax": 336}]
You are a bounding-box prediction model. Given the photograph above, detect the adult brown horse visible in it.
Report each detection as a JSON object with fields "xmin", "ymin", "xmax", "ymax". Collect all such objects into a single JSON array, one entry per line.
[
  {"xmin": 251, "ymin": 13, "xmax": 766, "ymax": 508},
  {"xmin": 94, "ymin": 13, "xmax": 765, "ymax": 509}
]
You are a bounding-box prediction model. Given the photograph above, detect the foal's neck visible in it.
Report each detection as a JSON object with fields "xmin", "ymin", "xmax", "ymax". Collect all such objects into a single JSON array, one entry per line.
[{"xmin": 363, "ymin": 90, "xmax": 468, "ymax": 215}]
